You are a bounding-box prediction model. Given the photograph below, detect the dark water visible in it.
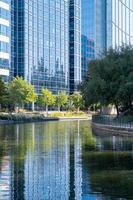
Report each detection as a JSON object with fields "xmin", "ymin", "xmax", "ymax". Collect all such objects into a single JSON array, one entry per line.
[{"xmin": 0, "ymin": 120, "xmax": 133, "ymax": 200}]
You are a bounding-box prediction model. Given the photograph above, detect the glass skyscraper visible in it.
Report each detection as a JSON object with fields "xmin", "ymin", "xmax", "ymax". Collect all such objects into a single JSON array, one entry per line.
[
  {"xmin": 81, "ymin": 0, "xmax": 133, "ymax": 80},
  {"xmin": 12, "ymin": 0, "xmax": 70, "ymax": 94},
  {"xmin": 0, "ymin": 0, "xmax": 10, "ymax": 81},
  {"xmin": 69, "ymin": 0, "xmax": 81, "ymax": 93},
  {"xmin": 81, "ymin": 0, "xmax": 95, "ymax": 80},
  {"xmin": 2, "ymin": 0, "xmax": 133, "ymax": 93},
  {"xmin": 81, "ymin": 0, "xmax": 109, "ymax": 79},
  {"xmin": 111, "ymin": 0, "xmax": 133, "ymax": 48}
]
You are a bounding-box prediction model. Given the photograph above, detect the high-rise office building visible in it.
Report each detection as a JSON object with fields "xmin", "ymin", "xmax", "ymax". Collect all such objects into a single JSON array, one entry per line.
[
  {"xmin": 2, "ymin": 0, "xmax": 133, "ymax": 93},
  {"xmin": 0, "ymin": 0, "xmax": 10, "ymax": 81},
  {"xmin": 81, "ymin": 0, "xmax": 110, "ymax": 79},
  {"xmin": 111, "ymin": 0, "xmax": 133, "ymax": 48},
  {"xmin": 12, "ymin": 0, "xmax": 70, "ymax": 94},
  {"xmin": 81, "ymin": 0, "xmax": 95, "ymax": 79},
  {"xmin": 11, "ymin": 0, "xmax": 82, "ymax": 94},
  {"xmin": 69, "ymin": 0, "xmax": 81, "ymax": 93},
  {"xmin": 81, "ymin": 0, "xmax": 133, "ymax": 80}
]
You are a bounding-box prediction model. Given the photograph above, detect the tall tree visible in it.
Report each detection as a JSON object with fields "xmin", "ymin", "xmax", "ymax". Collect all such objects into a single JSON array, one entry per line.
[
  {"xmin": 40, "ymin": 88, "xmax": 55, "ymax": 115},
  {"xmin": 55, "ymin": 91, "xmax": 68, "ymax": 111},
  {"xmin": 24, "ymin": 83, "xmax": 37, "ymax": 111},
  {"xmin": 9, "ymin": 77, "xmax": 37, "ymax": 111},
  {"xmin": 70, "ymin": 92, "xmax": 83, "ymax": 112},
  {"xmin": 81, "ymin": 45, "xmax": 133, "ymax": 115}
]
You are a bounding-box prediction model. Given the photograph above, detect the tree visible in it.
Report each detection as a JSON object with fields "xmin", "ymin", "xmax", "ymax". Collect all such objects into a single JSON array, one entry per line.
[
  {"xmin": 9, "ymin": 77, "xmax": 37, "ymax": 111},
  {"xmin": 0, "ymin": 79, "xmax": 8, "ymax": 110},
  {"xmin": 55, "ymin": 91, "xmax": 68, "ymax": 111},
  {"xmin": 81, "ymin": 45, "xmax": 133, "ymax": 116},
  {"xmin": 24, "ymin": 84, "xmax": 37, "ymax": 111},
  {"xmin": 40, "ymin": 88, "xmax": 55, "ymax": 115},
  {"xmin": 70, "ymin": 92, "xmax": 83, "ymax": 112}
]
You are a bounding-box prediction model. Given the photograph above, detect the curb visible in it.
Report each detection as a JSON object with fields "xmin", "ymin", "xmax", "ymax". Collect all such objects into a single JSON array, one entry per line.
[{"xmin": 92, "ymin": 122, "xmax": 133, "ymax": 136}]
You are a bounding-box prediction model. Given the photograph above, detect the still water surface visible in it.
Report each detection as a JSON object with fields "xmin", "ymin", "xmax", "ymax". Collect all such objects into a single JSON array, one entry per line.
[{"xmin": 0, "ymin": 120, "xmax": 133, "ymax": 200}]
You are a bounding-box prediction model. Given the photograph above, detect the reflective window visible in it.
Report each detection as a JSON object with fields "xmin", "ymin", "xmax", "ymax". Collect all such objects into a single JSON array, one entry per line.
[{"xmin": 13, "ymin": 0, "xmax": 70, "ymax": 94}]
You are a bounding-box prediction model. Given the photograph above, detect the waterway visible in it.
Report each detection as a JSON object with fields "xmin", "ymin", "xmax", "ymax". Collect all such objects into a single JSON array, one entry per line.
[{"xmin": 0, "ymin": 120, "xmax": 133, "ymax": 199}]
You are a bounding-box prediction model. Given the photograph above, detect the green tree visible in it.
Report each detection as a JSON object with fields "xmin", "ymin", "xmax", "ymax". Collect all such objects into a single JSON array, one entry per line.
[
  {"xmin": 81, "ymin": 45, "xmax": 133, "ymax": 116},
  {"xmin": 9, "ymin": 77, "xmax": 37, "ymax": 111},
  {"xmin": 70, "ymin": 92, "xmax": 83, "ymax": 112},
  {"xmin": 55, "ymin": 91, "xmax": 68, "ymax": 111},
  {"xmin": 0, "ymin": 79, "xmax": 8, "ymax": 110},
  {"xmin": 24, "ymin": 84, "xmax": 37, "ymax": 111},
  {"xmin": 40, "ymin": 88, "xmax": 55, "ymax": 115}
]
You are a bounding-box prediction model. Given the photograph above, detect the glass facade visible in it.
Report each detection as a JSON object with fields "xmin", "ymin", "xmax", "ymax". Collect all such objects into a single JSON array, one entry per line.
[
  {"xmin": 81, "ymin": 0, "xmax": 95, "ymax": 79},
  {"xmin": 69, "ymin": 0, "xmax": 81, "ymax": 94},
  {"xmin": 81, "ymin": 0, "xmax": 133, "ymax": 80},
  {"xmin": 13, "ymin": 0, "xmax": 70, "ymax": 94},
  {"xmin": 95, "ymin": 0, "xmax": 108, "ymax": 57},
  {"xmin": 1, "ymin": 0, "xmax": 133, "ymax": 91},
  {"xmin": 81, "ymin": 0, "xmax": 111, "ymax": 80},
  {"xmin": 0, "ymin": 0, "xmax": 10, "ymax": 81},
  {"xmin": 111, "ymin": 0, "xmax": 133, "ymax": 48}
]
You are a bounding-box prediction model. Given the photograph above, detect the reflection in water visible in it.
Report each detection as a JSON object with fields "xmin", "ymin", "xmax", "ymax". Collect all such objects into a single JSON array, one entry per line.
[
  {"xmin": 0, "ymin": 156, "xmax": 11, "ymax": 200},
  {"xmin": 0, "ymin": 121, "xmax": 133, "ymax": 199}
]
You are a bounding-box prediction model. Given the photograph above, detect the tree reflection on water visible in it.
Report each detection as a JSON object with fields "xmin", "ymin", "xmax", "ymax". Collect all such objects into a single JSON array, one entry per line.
[{"xmin": 0, "ymin": 121, "xmax": 133, "ymax": 199}]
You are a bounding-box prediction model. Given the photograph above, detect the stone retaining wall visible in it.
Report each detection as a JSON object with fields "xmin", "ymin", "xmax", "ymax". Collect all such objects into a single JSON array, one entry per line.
[{"xmin": 92, "ymin": 122, "xmax": 133, "ymax": 136}]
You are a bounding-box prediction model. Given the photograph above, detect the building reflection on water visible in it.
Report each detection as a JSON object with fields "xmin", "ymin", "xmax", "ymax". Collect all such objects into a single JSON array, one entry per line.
[
  {"xmin": 0, "ymin": 121, "xmax": 133, "ymax": 200},
  {"xmin": 0, "ymin": 121, "xmax": 84, "ymax": 200},
  {"xmin": 0, "ymin": 156, "xmax": 12, "ymax": 200}
]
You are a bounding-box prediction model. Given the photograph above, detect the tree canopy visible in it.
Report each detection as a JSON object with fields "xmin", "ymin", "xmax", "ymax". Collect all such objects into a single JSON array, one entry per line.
[
  {"xmin": 81, "ymin": 45, "xmax": 133, "ymax": 115},
  {"xmin": 9, "ymin": 77, "xmax": 37, "ymax": 109},
  {"xmin": 55, "ymin": 91, "xmax": 68, "ymax": 111},
  {"xmin": 70, "ymin": 92, "xmax": 83, "ymax": 112},
  {"xmin": 40, "ymin": 88, "xmax": 55, "ymax": 114}
]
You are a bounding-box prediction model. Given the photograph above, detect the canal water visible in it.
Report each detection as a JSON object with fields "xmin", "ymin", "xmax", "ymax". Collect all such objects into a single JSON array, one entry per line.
[{"xmin": 0, "ymin": 120, "xmax": 133, "ymax": 200}]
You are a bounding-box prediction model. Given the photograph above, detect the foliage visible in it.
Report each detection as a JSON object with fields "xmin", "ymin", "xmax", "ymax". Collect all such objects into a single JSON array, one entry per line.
[
  {"xmin": 55, "ymin": 91, "xmax": 68, "ymax": 111},
  {"xmin": 0, "ymin": 77, "xmax": 85, "ymax": 113},
  {"xmin": 40, "ymin": 88, "xmax": 55, "ymax": 106},
  {"xmin": 25, "ymin": 83, "xmax": 37, "ymax": 104},
  {"xmin": 49, "ymin": 111, "xmax": 86, "ymax": 118},
  {"xmin": 70, "ymin": 92, "xmax": 83, "ymax": 111},
  {"xmin": 81, "ymin": 45, "xmax": 133, "ymax": 115},
  {"xmin": 9, "ymin": 77, "xmax": 37, "ymax": 109},
  {"xmin": 0, "ymin": 79, "xmax": 8, "ymax": 108},
  {"xmin": 40, "ymin": 88, "xmax": 55, "ymax": 114},
  {"xmin": 0, "ymin": 112, "xmax": 48, "ymax": 122}
]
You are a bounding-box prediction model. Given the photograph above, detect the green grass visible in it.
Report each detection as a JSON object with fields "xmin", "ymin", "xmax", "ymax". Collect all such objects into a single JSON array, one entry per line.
[{"xmin": 48, "ymin": 111, "xmax": 88, "ymax": 118}]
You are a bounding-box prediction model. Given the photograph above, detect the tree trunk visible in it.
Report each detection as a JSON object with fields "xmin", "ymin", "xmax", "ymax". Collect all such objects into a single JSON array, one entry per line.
[
  {"xmin": 115, "ymin": 104, "xmax": 119, "ymax": 117},
  {"xmin": 21, "ymin": 102, "xmax": 24, "ymax": 110},
  {"xmin": 32, "ymin": 102, "xmax": 35, "ymax": 111},
  {"xmin": 58, "ymin": 105, "xmax": 60, "ymax": 112},
  {"xmin": 46, "ymin": 105, "xmax": 48, "ymax": 116},
  {"xmin": 77, "ymin": 107, "xmax": 79, "ymax": 113},
  {"xmin": 15, "ymin": 106, "xmax": 19, "ymax": 113},
  {"xmin": 129, "ymin": 98, "xmax": 132, "ymax": 110}
]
